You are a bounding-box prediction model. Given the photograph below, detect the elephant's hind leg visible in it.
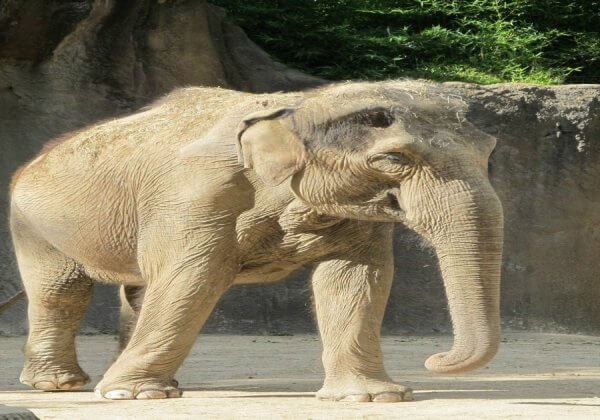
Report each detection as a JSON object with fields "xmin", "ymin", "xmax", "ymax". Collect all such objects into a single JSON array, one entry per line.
[
  {"xmin": 95, "ymin": 219, "xmax": 239, "ymax": 400},
  {"xmin": 11, "ymin": 212, "xmax": 92, "ymax": 391},
  {"xmin": 118, "ymin": 285, "xmax": 145, "ymax": 352},
  {"xmin": 117, "ymin": 285, "xmax": 179, "ymax": 388}
]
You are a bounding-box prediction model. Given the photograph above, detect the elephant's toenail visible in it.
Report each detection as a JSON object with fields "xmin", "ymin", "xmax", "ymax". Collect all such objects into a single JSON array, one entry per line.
[
  {"xmin": 167, "ymin": 388, "xmax": 182, "ymax": 398},
  {"xmin": 137, "ymin": 390, "xmax": 167, "ymax": 399},
  {"xmin": 60, "ymin": 380, "xmax": 84, "ymax": 390},
  {"xmin": 372, "ymin": 392, "xmax": 404, "ymax": 402},
  {"xmin": 34, "ymin": 381, "xmax": 56, "ymax": 390},
  {"xmin": 341, "ymin": 393, "xmax": 371, "ymax": 402},
  {"xmin": 104, "ymin": 389, "xmax": 134, "ymax": 399}
]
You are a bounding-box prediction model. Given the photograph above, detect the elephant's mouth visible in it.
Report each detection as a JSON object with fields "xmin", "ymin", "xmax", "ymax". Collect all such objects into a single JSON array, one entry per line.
[
  {"xmin": 311, "ymin": 189, "xmax": 406, "ymax": 223},
  {"xmin": 387, "ymin": 191, "xmax": 402, "ymax": 211},
  {"xmin": 375, "ymin": 189, "xmax": 405, "ymax": 220}
]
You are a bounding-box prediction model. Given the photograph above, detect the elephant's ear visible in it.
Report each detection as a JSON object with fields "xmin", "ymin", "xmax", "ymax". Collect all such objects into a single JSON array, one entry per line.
[{"xmin": 236, "ymin": 108, "xmax": 308, "ymax": 186}]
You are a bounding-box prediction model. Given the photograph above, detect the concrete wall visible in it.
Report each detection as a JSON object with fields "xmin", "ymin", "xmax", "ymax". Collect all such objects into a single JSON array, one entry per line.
[{"xmin": 1, "ymin": 0, "xmax": 598, "ymax": 335}]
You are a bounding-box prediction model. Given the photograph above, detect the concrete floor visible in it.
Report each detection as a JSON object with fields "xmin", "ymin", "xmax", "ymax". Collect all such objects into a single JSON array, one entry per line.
[{"xmin": 0, "ymin": 333, "xmax": 599, "ymax": 419}]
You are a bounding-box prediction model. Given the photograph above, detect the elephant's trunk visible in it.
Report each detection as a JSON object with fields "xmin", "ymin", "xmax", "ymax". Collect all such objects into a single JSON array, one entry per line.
[{"xmin": 424, "ymin": 185, "xmax": 503, "ymax": 374}]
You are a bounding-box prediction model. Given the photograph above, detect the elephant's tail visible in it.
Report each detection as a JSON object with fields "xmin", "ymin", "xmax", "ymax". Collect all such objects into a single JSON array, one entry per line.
[{"xmin": 0, "ymin": 291, "xmax": 25, "ymax": 314}]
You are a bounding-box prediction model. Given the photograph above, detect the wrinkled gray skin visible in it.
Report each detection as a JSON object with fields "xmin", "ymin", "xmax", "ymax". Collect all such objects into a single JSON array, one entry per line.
[{"xmin": 9, "ymin": 81, "xmax": 503, "ymax": 402}]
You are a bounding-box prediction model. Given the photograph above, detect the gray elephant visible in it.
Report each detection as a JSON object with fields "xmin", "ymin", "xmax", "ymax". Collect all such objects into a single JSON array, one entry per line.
[{"xmin": 9, "ymin": 80, "xmax": 503, "ymax": 402}]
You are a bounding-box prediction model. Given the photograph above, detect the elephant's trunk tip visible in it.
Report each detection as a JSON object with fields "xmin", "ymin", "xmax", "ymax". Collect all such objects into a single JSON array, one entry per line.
[{"xmin": 423, "ymin": 341, "xmax": 499, "ymax": 374}]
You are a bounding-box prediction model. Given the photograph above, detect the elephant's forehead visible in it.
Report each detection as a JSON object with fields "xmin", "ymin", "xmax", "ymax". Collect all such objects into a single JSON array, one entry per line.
[
  {"xmin": 298, "ymin": 98, "xmax": 467, "ymax": 136},
  {"xmin": 296, "ymin": 89, "xmax": 486, "ymax": 154},
  {"xmin": 309, "ymin": 81, "xmax": 469, "ymax": 122}
]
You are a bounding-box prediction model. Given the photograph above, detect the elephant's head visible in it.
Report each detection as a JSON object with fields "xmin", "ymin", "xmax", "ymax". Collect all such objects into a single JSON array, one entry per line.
[{"xmin": 236, "ymin": 81, "xmax": 504, "ymax": 374}]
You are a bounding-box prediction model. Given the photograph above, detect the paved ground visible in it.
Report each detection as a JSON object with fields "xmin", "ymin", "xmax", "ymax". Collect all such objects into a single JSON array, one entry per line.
[{"xmin": 0, "ymin": 333, "xmax": 599, "ymax": 419}]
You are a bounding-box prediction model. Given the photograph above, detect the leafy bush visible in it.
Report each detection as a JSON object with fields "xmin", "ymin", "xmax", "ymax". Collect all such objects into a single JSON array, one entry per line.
[{"xmin": 211, "ymin": 0, "xmax": 600, "ymax": 84}]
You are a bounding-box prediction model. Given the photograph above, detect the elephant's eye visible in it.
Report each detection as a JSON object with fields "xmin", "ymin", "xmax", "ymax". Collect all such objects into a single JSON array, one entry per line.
[
  {"xmin": 362, "ymin": 110, "xmax": 394, "ymax": 128},
  {"xmin": 384, "ymin": 153, "xmax": 411, "ymax": 165},
  {"xmin": 368, "ymin": 152, "xmax": 413, "ymax": 173}
]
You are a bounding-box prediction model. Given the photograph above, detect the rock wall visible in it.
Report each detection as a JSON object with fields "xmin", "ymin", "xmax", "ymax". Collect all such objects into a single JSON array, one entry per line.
[
  {"xmin": 459, "ymin": 84, "xmax": 600, "ymax": 333},
  {"xmin": 1, "ymin": 0, "xmax": 598, "ymax": 335}
]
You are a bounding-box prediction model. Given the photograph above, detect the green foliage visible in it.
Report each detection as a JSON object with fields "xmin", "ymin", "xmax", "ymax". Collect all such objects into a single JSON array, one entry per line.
[{"xmin": 210, "ymin": 0, "xmax": 600, "ymax": 84}]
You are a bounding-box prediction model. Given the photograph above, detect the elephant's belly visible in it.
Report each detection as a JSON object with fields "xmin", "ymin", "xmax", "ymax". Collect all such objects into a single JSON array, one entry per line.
[
  {"xmin": 83, "ymin": 266, "xmax": 145, "ymax": 285},
  {"xmin": 233, "ymin": 262, "xmax": 302, "ymax": 285}
]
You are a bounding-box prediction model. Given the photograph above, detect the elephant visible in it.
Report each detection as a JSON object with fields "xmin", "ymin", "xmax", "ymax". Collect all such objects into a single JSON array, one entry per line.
[{"xmin": 9, "ymin": 80, "xmax": 503, "ymax": 402}]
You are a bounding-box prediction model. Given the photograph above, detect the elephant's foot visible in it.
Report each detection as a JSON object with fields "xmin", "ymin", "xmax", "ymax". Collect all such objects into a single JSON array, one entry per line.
[
  {"xmin": 95, "ymin": 375, "xmax": 182, "ymax": 400},
  {"xmin": 316, "ymin": 376, "xmax": 413, "ymax": 403},
  {"xmin": 20, "ymin": 361, "xmax": 90, "ymax": 391}
]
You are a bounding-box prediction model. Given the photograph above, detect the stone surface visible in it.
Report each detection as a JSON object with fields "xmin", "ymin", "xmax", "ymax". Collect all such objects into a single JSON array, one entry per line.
[
  {"xmin": 0, "ymin": 334, "xmax": 599, "ymax": 418},
  {"xmin": 458, "ymin": 84, "xmax": 600, "ymax": 333},
  {"xmin": 0, "ymin": 1, "xmax": 599, "ymax": 335},
  {"xmin": 0, "ymin": 405, "xmax": 38, "ymax": 420}
]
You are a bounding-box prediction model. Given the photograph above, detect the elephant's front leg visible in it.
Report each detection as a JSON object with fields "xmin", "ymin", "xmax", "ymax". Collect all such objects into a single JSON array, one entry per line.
[
  {"xmin": 312, "ymin": 227, "xmax": 412, "ymax": 403},
  {"xmin": 96, "ymin": 226, "xmax": 238, "ymax": 400}
]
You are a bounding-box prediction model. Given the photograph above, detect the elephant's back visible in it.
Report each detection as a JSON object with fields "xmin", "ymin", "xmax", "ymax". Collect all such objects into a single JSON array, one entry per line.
[
  {"xmin": 8, "ymin": 86, "xmax": 295, "ymax": 272},
  {"xmin": 7, "ymin": 100, "xmax": 175, "ymax": 271},
  {"xmin": 9, "ymin": 128, "xmax": 142, "ymax": 273},
  {"xmin": 11, "ymin": 87, "xmax": 248, "ymax": 193},
  {"xmin": 7, "ymin": 87, "xmax": 251, "ymax": 270}
]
